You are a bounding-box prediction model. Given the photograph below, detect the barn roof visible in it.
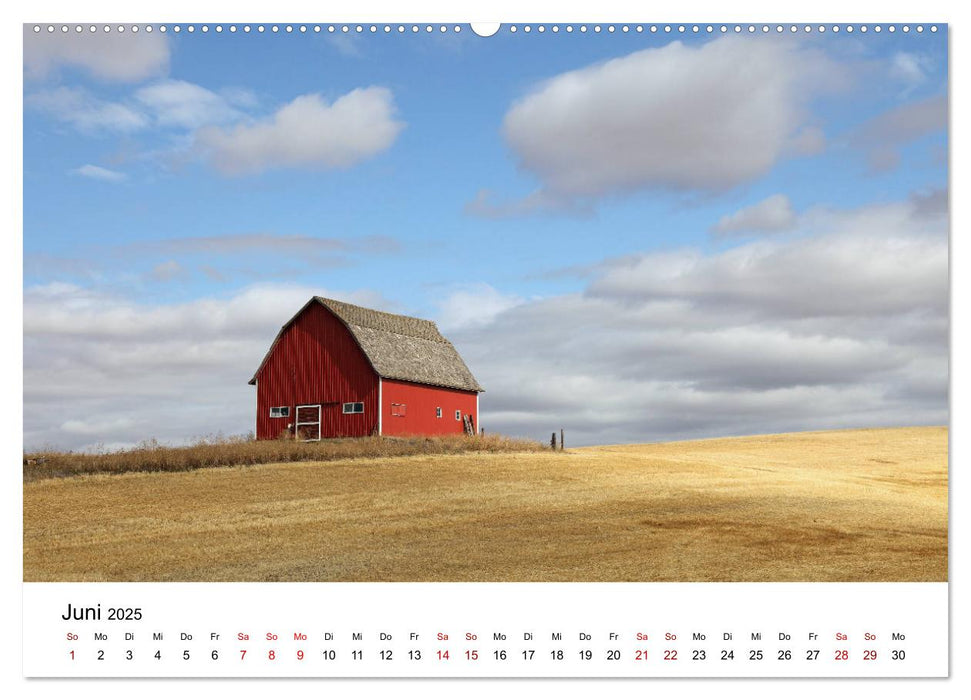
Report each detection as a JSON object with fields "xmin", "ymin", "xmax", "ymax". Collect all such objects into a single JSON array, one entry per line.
[{"xmin": 248, "ymin": 296, "xmax": 483, "ymax": 393}]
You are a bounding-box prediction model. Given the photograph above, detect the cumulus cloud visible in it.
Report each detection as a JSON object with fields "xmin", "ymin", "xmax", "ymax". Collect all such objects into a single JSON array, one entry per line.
[
  {"xmin": 596, "ymin": 201, "xmax": 946, "ymax": 319},
  {"xmin": 495, "ymin": 37, "xmax": 844, "ymax": 204},
  {"xmin": 72, "ymin": 164, "xmax": 127, "ymax": 182},
  {"xmin": 711, "ymin": 194, "xmax": 796, "ymax": 236},
  {"xmin": 24, "ymin": 27, "xmax": 170, "ymax": 82},
  {"xmin": 23, "ymin": 284, "xmax": 393, "ymax": 450},
  {"xmin": 26, "ymin": 75, "xmax": 400, "ymax": 178},
  {"xmin": 26, "ymin": 87, "xmax": 149, "ymax": 133},
  {"xmin": 454, "ymin": 193, "xmax": 948, "ymax": 445},
  {"xmin": 23, "ymin": 193, "xmax": 947, "ymax": 450},
  {"xmin": 851, "ymin": 95, "xmax": 947, "ymax": 173},
  {"xmin": 195, "ymin": 88, "xmax": 404, "ymax": 175}
]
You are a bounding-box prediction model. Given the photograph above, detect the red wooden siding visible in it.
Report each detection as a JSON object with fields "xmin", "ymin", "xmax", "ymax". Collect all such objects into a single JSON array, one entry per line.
[
  {"xmin": 254, "ymin": 303, "xmax": 378, "ymax": 439},
  {"xmin": 381, "ymin": 378, "xmax": 478, "ymax": 437}
]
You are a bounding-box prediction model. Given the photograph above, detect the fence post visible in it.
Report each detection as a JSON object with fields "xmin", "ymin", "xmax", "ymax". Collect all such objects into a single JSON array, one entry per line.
[
  {"xmin": 560, "ymin": 428, "xmax": 564, "ymax": 451},
  {"xmin": 551, "ymin": 432, "xmax": 557, "ymax": 450}
]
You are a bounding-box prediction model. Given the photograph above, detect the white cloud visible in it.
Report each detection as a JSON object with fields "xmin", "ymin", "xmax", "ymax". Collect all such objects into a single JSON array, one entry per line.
[
  {"xmin": 24, "ymin": 28, "xmax": 170, "ymax": 82},
  {"xmin": 596, "ymin": 201, "xmax": 946, "ymax": 319},
  {"xmin": 26, "ymin": 87, "xmax": 149, "ymax": 133},
  {"xmin": 28, "ymin": 78, "xmax": 258, "ymax": 137},
  {"xmin": 23, "ymin": 284, "xmax": 393, "ymax": 450},
  {"xmin": 25, "ymin": 74, "xmax": 398, "ymax": 180},
  {"xmin": 498, "ymin": 37, "xmax": 844, "ymax": 201},
  {"xmin": 24, "ymin": 283, "xmax": 379, "ymax": 341},
  {"xmin": 711, "ymin": 194, "xmax": 796, "ymax": 236},
  {"xmin": 72, "ymin": 164, "xmax": 127, "ymax": 182},
  {"xmin": 23, "ymin": 193, "xmax": 947, "ymax": 450},
  {"xmin": 851, "ymin": 95, "xmax": 947, "ymax": 173},
  {"xmin": 134, "ymin": 80, "xmax": 245, "ymax": 129},
  {"xmin": 436, "ymin": 284, "xmax": 525, "ymax": 332},
  {"xmin": 195, "ymin": 88, "xmax": 404, "ymax": 175},
  {"xmin": 452, "ymin": 193, "xmax": 947, "ymax": 445}
]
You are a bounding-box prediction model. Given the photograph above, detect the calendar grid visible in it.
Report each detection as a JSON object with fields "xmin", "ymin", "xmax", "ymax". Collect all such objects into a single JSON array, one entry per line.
[{"xmin": 24, "ymin": 582, "xmax": 948, "ymax": 678}]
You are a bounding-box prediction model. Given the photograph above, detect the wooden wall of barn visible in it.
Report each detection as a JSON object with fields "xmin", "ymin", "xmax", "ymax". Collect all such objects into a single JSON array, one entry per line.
[
  {"xmin": 381, "ymin": 378, "xmax": 478, "ymax": 437},
  {"xmin": 254, "ymin": 303, "xmax": 379, "ymax": 440}
]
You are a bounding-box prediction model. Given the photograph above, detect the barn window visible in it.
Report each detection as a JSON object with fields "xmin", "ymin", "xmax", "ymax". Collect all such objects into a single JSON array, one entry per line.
[
  {"xmin": 391, "ymin": 403, "xmax": 407, "ymax": 417},
  {"xmin": 269, "ymin": 406, "xmax": 290, "ymax": 418},
  {"xmin": 455, "ymin": 410, "xmax": 461, "ymax": 421},
  {"xmin": 436, "ymin": 407, "xmax": 442, "ymax": 418},
  {"xmin": 342, "ymin": 402, "xmax": 364, "ymax": 414}
]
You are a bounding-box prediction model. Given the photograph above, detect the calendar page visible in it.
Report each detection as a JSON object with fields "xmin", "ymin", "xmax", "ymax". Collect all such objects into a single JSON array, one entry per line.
[{"xmin": 19, "ymin": 3, "xmax": 953, "ymax": 689}]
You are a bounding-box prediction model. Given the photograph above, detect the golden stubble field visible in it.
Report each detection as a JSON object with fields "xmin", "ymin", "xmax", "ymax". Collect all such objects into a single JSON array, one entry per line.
[{"xmin": 23, "ymin": 427, "xmax": 948, "ymax": 582}]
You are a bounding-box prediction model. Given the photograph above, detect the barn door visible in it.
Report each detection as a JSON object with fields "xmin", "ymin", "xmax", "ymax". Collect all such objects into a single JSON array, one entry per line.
[{"xmin": 295, "ymin": 404, "xmax": 321, "ymax": 441}]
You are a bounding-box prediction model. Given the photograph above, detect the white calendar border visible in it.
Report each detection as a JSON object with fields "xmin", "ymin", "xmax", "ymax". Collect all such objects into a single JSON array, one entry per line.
[{"xmin": 5, "ymin": 0, "xmax": 964, "ymax": 696}]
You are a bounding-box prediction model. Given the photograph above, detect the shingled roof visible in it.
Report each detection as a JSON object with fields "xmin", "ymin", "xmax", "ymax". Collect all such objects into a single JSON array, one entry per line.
[{"xmin": 248, "ymin": 297, "xmax": 483, "ymax": 393}]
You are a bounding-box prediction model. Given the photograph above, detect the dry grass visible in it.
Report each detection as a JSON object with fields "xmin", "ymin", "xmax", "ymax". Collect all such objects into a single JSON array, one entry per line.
[
  {"xmin": 22, "ymin": 433, "xmax": 543, "ymax": 482},
  {"xmin": 23, "ymin": 427, "xmax": 947, "ymax": 582}
]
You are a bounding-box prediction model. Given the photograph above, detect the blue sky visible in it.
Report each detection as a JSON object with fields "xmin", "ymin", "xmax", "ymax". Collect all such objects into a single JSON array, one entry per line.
[{"xmin": 23, "ymin": 24, "xmax": 949, "ymax": 449}]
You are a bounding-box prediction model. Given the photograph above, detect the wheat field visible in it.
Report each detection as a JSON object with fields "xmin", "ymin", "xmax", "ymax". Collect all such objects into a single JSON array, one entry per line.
[{"xmin": 23, "ymin": 427, "xmax": 947, "ymax": 582}]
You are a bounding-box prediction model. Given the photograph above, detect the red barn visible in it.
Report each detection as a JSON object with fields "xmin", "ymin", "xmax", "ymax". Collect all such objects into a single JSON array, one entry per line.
[{"xmin": 248, "ymin": 297, "xmax": 483, "ymax": 440}]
